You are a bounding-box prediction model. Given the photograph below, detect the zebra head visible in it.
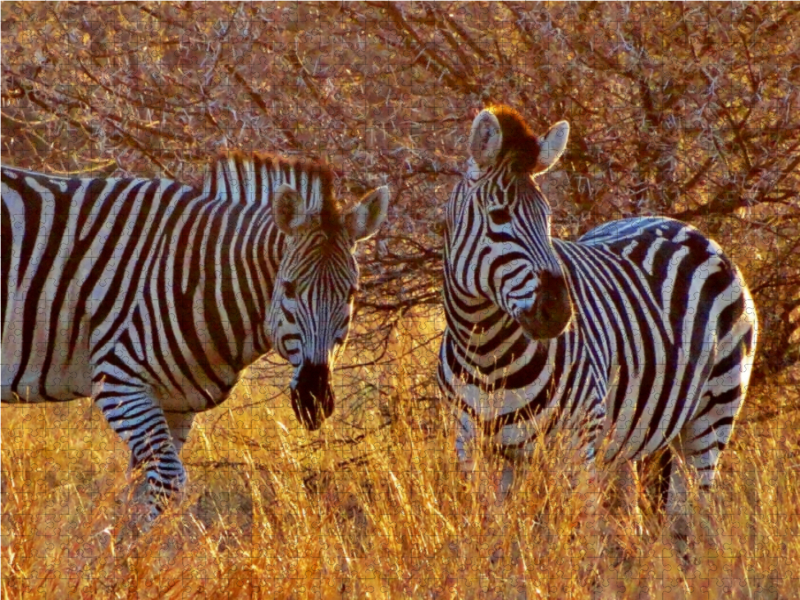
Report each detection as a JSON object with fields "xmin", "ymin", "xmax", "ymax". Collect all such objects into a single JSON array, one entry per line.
[
  {"xmin": 450, "ymin": 106, "xmax": 573, "ymax": 340},
  {"xmin": 268, "ymin": 183, "xmax": 389, "ymax": 430}
]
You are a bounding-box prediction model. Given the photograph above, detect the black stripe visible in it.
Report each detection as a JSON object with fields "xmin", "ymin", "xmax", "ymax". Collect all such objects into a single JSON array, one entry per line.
[
  {"xmin": 68, "ymin": 179, "xmax": 135, "ymax": 357},
  {"xmin": 13, "ymin": 177, "xmax": 76, "ymax": 398},
  {"xmin": 1, "ymin": 195, "xmax": 12, "ymax": 332},
  {"xmin": 87, "ymin": 180, "xmax": 150, "ymax": 349}
]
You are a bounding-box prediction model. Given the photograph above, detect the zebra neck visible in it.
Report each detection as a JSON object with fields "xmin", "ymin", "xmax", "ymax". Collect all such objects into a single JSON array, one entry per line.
[
  {"xmin": 445, "ymin": 300, "xmax": 541, "ymax": 374},
  {"xmin": 179, "ymin": 198, "xmax": 277, "ymax": 372}
]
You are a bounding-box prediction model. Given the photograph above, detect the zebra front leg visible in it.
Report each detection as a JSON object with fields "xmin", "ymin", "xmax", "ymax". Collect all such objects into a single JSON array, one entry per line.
[
  {"xmin": 562, "ymin": 402, "xmax": 609, "ymax": 557},
  {"xmin": 454, "ymin": 411, "xmax": 513, "ymax": 509},
  {"xmin": 454, "ymin": 410, "xmax": 477, "ymax": 476},
  {"xmin": 667, "ymin": 408, "xmax": 735, "ymax": 564},
  {"xmin": 126, "ymin": 412, "xmax": 194, "ymax": 473},
  {"xmin": 615, "ymin": 460, "xmax": 645, "ymax": 537},
  {"xmin": 94, "ymin": 376, "xmax": 186, "ymax": 521},
  {"xmin": 565, "ymin": 395, "xmax": 607, "ymax": 510},
  {"xmin": 608, "ymin": 459, "xmax": 645, "ymax": 537},
  {"xmin": 454, "ymin": 410, "xmax": 517, "ymax": 565},
  {"xmin": 165, "ymin": 411, "xmax": 196, "ymax": 456}
]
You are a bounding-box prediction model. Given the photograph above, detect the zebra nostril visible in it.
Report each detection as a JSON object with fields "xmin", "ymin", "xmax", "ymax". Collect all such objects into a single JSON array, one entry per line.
[{"xmin": 537, "ymin": 300, "xmax": 552, "ymax": 321}]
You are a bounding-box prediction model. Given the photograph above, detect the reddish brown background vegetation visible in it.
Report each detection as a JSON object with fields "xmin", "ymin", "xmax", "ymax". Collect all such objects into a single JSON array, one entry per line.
[
  {"xmin": 3, "ymin": 4, "xmax": 800, "ymax": 598},
  {"xmin": 3, "ymin": 1, "xmax": 798, "ymax": 420}
]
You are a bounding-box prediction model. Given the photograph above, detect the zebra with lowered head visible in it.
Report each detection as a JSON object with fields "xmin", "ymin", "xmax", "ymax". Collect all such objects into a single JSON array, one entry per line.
[
  {"xmin": 437, "ymin": 105, "xmax": 757, "ymax": 548},
  {"xmin": 2, "ymin": 152, "xmax": 389, "ymax": 519}
]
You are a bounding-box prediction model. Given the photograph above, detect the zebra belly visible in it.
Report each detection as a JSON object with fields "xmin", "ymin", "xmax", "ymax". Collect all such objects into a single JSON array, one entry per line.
[
  {"xmin": 445, "ymin": 345, "xmax": 710, "ymax": 465},
  {"xmin": 600, "ymin": 339, "xmax": 718, "ymax": 464},
  {"xmin": 601, "ymin": 376, "xmax": 701, "ymax": 464},
  {"xmin": 2, "ymin": 246, "xmax": 99, "ymax": 403},
  {"xmin": 1, "ymin": 294, "xmax": 93, "ymax": 402},
  {"xmin": 156, "ymin": 378, "xmax": 239, "ymax": 414},
  {"xmin": 117, "ymin": 316, "xmax": 247, "ymax": 415}
]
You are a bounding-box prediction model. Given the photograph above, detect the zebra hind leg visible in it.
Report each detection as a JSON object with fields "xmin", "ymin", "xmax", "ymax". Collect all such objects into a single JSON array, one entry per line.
[
  {"xmin": 667, "ymin": 408, "xmax": 739, "ymax": 565},
  {"xmin": 688, "ymin": 366, "xmax": 748, "ymax": 553},
  {"xmin": 94, "ymin": 381, "xmax": 187, "ymax": 522}
]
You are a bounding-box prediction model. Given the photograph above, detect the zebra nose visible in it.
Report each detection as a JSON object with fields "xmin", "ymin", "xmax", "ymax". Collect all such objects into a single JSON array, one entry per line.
[
  {"xmin": 517, "ymin": 272, "xmax": 572, "ymax": 340},
  {"xmin": 290, "ymin": 363, "xmax": 335, "ymax": 430}
]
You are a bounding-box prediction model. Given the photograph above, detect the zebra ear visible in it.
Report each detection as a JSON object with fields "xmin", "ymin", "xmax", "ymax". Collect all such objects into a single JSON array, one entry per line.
[
  {"xmin": 535, "ymin": 120, "xmax": 569, "ymax": 174},
  {"xmin": 272, "ymin": 184, "xmax": 310, "ymax": 235},
  {"xmin": 469, "ymin": 110, "xmax": 503, "ymax": 168},
  {"xmin": 346, "ymin": 185, "xmax": 390, "ymax": 242}
]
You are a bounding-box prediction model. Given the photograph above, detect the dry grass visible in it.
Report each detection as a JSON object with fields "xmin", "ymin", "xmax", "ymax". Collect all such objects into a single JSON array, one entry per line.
[{"xmin": 2, "ymin": 319, "xmax": 799, "ymax": 599}]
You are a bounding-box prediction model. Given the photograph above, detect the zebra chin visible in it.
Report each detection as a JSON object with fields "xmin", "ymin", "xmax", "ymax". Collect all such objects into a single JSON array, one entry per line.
[{"xmin": 290, "ymin": 363, "xmax": 335, "ymax": 431}]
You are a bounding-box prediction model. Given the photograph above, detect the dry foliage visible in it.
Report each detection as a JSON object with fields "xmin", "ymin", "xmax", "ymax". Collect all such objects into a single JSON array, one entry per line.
[
  {"xmin": 2, "ymin": 3, "xmax": 800, "ymax": 598},
  {"xmin": 3, "ymin": 325, "xmax": 800, "ymax": 599}
]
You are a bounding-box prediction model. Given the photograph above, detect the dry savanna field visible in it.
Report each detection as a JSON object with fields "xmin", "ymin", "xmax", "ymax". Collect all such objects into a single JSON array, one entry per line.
[
  {"xmin": 2, "ymin": 319, "xmax": 800, "ymax": 599},
  {"xmin": 2, "ymin": 3, "xmax": 800, "ymax": 599}
]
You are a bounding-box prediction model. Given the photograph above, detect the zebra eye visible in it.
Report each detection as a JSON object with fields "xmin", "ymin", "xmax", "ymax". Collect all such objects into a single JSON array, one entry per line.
[
  {"xmin": 488, "ymin": 208, "xmax": 512, "ymax": 225},
  {"xmin": 284, "ymin": 281, "xmax": 296, "ymax": 299}
]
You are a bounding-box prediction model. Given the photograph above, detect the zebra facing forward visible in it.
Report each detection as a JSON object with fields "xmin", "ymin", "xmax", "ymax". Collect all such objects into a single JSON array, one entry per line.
[
  {"xmin": 438, "ymin": 105, "xmax": 757, "ymax": 545},
  {"xmin": 2, "ymin": 153, "xmax": 389, "ymax": 518}
]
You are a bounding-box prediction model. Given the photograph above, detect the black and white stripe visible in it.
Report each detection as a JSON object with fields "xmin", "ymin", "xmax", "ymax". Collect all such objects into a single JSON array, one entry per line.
[
  {"xmin": 438, "ymin": 106, "xmax": 757, "ymax": 540},
  {"xmin": 2, "ymin": 153, "xmax": 389, "ymax": 518}
]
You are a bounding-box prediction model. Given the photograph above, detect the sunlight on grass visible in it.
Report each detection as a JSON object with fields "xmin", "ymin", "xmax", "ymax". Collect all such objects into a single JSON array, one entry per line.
[{"xmin": 2, "ymin": 316, "xmax": 798, "ymax": 598}]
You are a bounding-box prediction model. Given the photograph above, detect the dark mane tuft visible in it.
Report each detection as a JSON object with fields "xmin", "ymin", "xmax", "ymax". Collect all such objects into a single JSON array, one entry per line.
[
  {"xmin": 211, "ymin": 151, "xmax": 342, "ymax": 234},
  {"xmin": 487, "ymin": 105, "xmax": 541, "ymax": 173}
]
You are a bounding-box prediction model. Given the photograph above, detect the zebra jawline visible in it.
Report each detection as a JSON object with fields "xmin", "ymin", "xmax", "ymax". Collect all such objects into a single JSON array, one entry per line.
[
  {"xmin": 516, "ymin": 320, "xmax": 569, "ymax": 342},
  {"xmin": 290, "ymin": 363, "xmax": 335, "ymax": 431}
]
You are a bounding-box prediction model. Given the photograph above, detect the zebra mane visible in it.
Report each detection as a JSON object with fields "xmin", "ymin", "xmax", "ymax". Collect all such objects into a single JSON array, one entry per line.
[
  {"xmin": 204, "ymin": 151, "xmax": 343, "ymax": 231},
  {"xmin": 486, "ymin": 105, "xmax": 542, "ymax": 174}
]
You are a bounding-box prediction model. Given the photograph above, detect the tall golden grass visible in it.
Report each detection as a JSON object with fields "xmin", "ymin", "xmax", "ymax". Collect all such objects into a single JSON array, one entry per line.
[{"xmin": 2, "ymin": 313, "xmax": 799, "ymax": 599}]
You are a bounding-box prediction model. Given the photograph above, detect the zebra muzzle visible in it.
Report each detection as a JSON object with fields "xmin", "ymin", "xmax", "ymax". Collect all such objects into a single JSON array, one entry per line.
[
  {"xmin": 290, "ymin": 363, "xmax": 335, "ymax": 430},
  {"xmin": 516, "ymin": 272, "xmax": 573, "ymax": 340}
]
